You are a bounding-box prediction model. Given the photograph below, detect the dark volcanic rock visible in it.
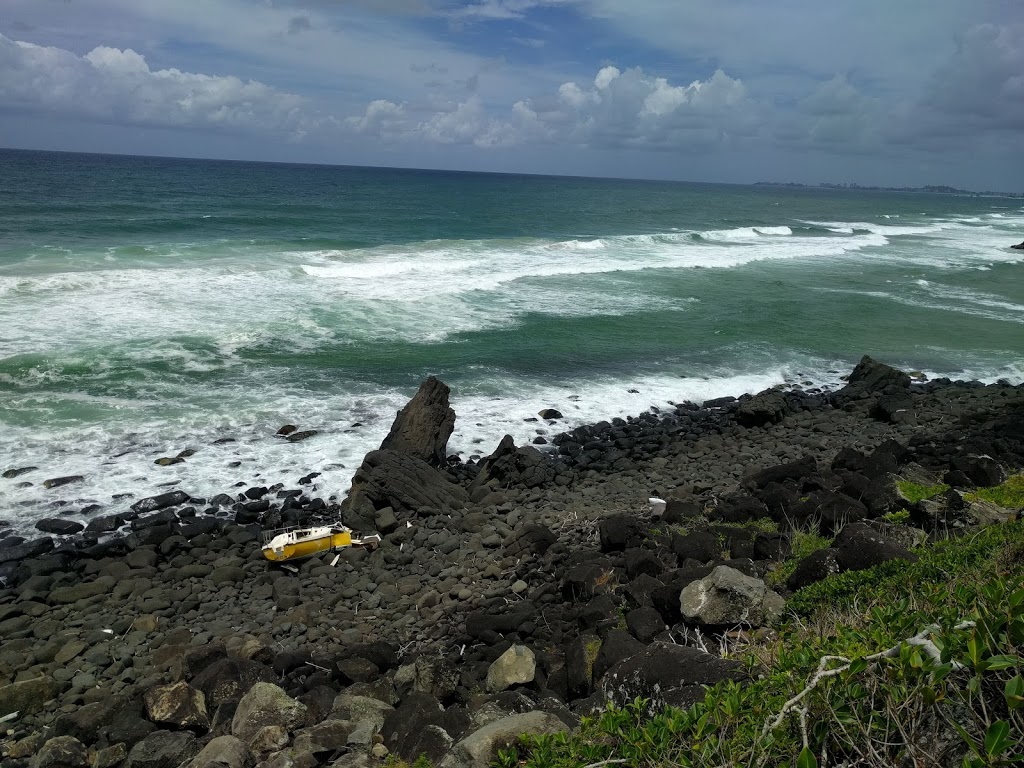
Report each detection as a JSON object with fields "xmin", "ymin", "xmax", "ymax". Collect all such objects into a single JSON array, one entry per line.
[
  {"xmin": 0, "ymin": 537, "xmax": 54, "ymax": 565},
  {"xmin": 948, "ymin": 454, "xmax": 1006, "ymax": 488},
  {"xmin": 671, "ymin": 530, "xmax": 722, "ymax": 564},
  {"xmin": 745, "ymin": 456, "xmax": 818, "ymax": 490},
  {"xmin": 833, "ymin": 522, "xmax": 918, "ymax": 572},
  {"xmin": 42, "ymin": 475, "xmax": 85, "ymax": 490},
  {"xmin": 598, "ymin": 515, "xmax": 641, "ymax": 552},
  {"xmin": 380, "ymin": 376, "xmax": 456, "ymax": 467},
  {"xmin": 131, "ymin": 491, "xmax": 189, "ymax": 515},
  {"xmin": 2, "ymin": 466, "xmax": 37, "ymax": 479},
  {"xmin": 833, "ymin": 355, "xmax": 910, "ymax": 404},
  {"xmin": 343, "ymin": 449, "xmax": 469, "ymax": 529},
  {"xmin": 600, "ymin": 643, "xmax": 748, "ymax": 712},
  {"xmin": 35, "ymin": 518, "xmax": 85, "ymax": 535},
  {"xmin": 191, "ymin": 658, "xmax": 276, "ymax": 707},
  {"xmin": 736, "ymin": 390, "xmax": 791, "ymax": 427},
  {"xmin": 787, "ymin": 548, "xmax": 841, "ymax": 591},
  {"xmin": 124, "ymin": 730, "xmax": 197, "ymax": 768}
]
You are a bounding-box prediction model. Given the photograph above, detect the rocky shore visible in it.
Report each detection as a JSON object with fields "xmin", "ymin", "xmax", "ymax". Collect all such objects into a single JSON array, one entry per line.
[{"xmin": 1, "ymin": 356, "xmax": 1022, "ymax": 768}]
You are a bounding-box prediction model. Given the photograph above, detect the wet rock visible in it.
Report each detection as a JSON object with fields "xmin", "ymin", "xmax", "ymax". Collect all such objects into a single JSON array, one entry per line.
[
  {"xmin": 34, "ymin": 518, "xmax": 85, "ymax": 535},
  {"xmin": 43, "ymin": 475, "xmax": 85, "ymax": 489},
  {"xmin": 679, "ymin": 565, "xmax": 784, "ymax": 627},
  {"xmin": 131, "ymin": 491, "xmax": 190, "ymax": 515},
  {"xmin": 380, "ymin": 376, "xmax": 457, "ymax": 467},
  {"xmin": 276, "ymin": 425, "xmax": 298, "ymax": 436},
  {"xmin": 144, "ymin": 681, "xmax": 210, "ymax": 733},
  {"xmin": 155, "ymin": 457, "xmax": 185, "ymax": 466},
  {"xmin": 85, "ymin": 514, "xmax": 126, "ymax": 533},
  {"xmin": 3, "ymin": 466, "xmax": 37, "ymax": 479},
  {"xmin": 286, "ymin": 430, "xmax": 319, "ymax": 443},
  {"xmin": 538, "ymin": 409, "xmax": 563, "ymax": 420},
  {"xmin": 485, "ymin": 645, "xmax": 537, "ymax": 693}
]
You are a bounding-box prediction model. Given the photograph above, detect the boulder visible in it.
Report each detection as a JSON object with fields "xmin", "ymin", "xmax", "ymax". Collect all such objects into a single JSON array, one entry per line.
[
  {"xmin": 833, "ymin": 522, "xmax": 919, "ymax": 573},
  {"xmin": 2, "ymin": 466, "xmax": 37, "ymax": 478},
  {"xmin": 0, "ymin": 536, "xmax": 54, "ymax": 564},
  {"xmin": 787, "ymin": 548, "xmax": 841, "ymax": 591},
  {"xmin": 485, "ymin": 645, "xmax": 537, "ymax": 693},
  {"xmin": 179, "ymin": 735, "xmax": 253, "ymax": 768},
  {"xmin": 42, "ymin": 475, "xmax": 85, "ymax": 489},
  {"xmin": 744, "ymin": 456, "xmax": 818, "ymax": 490},
  {"xmin": 124, "ymin": 730, "xmax": 197, "ymax": 768},
  {"xmin": 1011, "ymin": 241, "xmax": 1024, "ymax": 250},
  {"xmin": 0, "ymin": 675, "xmax": 60, "ymax": 716},
  {"xmin": 471, "ymin": 437, "xmax": 555, "ymax": 492},
  {"xmin": 231, "ymin": 682, "xmax": 307, "ymax": 744},
  {"xmin": 144, "ymin": 681, "xmax": 210, "ymax": 733},
  {"xmin": 625, "ymin": 606, "xmax": 666, "ymax": 643},
  {"xmin": 600, "ymin": 642, "xmax": 749, "ymax": 712},
  {"xmin": 31, "ymin": 736, "xmax": 89, "ymax": 768},
  {"xmin": 679, "ymin": 565, "xmax": 785, "ymax": 627},
  {"xmin": 192, "ymin": 658, "xmax": 276, "ymax": 707},
  {"xmin": 948, "ymin": 454, "xmax": 1006, "ymax": 488},
  {"xmin": 34, "ymin": 518, "xmax": 85, "ymax": 535},
  {"xmin": 131, "ymin": 491, "xmax": 189, "ymax": 515},
  {"xmin": 598, "ymin": 515, "xmax": 641, "ymax": 552},
  {"xmin": 379, "ymin": 376, "xmax": 456, "ymax": 467},
  {"xmin": 736, "ymin": 390, "xmax": 790, "ymax": 427},
  {"xmin": 538, "ymin": 409, "xmax": 563, "ymax": 420},
  {"xmin": 439, "ymin": 711, "xmax": 568, "ymax": 768},
  {"xmin": 671, "ymin": 531, "xmax": 722, "ymax": 563}
]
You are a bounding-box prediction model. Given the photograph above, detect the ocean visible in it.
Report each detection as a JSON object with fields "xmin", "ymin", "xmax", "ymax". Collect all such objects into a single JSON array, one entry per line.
[{"xmin": 1, "ymin": 149, "xmax": 1022, "ymax": 532}]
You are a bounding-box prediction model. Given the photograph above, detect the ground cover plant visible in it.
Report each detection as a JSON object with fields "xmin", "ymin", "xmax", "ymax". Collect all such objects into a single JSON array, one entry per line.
[{"xmin": 495, "ymin": 520, "xmax": 1024, "ymax": 768}]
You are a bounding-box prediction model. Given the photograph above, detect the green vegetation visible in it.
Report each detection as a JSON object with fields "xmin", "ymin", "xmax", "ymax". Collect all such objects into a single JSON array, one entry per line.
[
  {"xmin": 882, "ymin": 509, "xmax": 911, "ymax": 524},
  {"xmin": 967, "ymin": 474, "xmax": 1024, "ymax": 510},
  {"xmin": 496, "ymin": 521, "xmax": 1024, "ymax": 768},
  {"xmin": 896, "ymin": 480, "xmax": 950, "ymax": 503},
  {"xmin": 765, "ymin": 525, "xmax": 832, "ymax": 588}
]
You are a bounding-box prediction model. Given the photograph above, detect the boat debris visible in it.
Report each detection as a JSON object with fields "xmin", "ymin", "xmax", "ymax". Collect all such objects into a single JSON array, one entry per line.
[{"xmin": 261, "ymin": 524, "xmax": 382, "ymax": 563}]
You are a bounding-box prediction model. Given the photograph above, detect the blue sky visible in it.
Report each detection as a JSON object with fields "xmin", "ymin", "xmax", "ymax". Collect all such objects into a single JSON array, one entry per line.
[{"xmin": 1, "ymin": 0, "xmax": 1022, "ymax": 189}]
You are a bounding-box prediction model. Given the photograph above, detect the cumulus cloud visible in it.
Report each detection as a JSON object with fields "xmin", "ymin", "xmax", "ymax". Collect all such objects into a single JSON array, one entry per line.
[
  {"xmin": 346, "ymin": 64, "xmax": 755, "ymax": 150},
  {"xmin": 0, "ymin": 34, "xmax": 320, "ymax": 138}
]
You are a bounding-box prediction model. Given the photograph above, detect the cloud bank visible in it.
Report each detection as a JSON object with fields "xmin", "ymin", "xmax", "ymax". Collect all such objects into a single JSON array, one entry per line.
[{"xmin": 0, "ymin": 34, "xmax": 319, "ymax": 138}]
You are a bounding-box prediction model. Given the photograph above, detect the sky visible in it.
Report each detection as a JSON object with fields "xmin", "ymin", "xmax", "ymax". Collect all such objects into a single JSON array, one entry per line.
[{"xmin": 0, "ymin": 0, "xmax": 1022, "ymax": 189}]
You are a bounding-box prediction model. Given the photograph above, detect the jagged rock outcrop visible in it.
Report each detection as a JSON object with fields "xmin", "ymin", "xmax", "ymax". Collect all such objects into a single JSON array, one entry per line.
[
  {"xmin": 833, "ymin": 355, "xmax": 911, "ymax": 404},
  {"xmin": 380, "ymin": 376, "xmax": 456, "ymax": 467},
  {"xmin": 344, "ymin": 450, "xmax": 469, "ymax": 529}
]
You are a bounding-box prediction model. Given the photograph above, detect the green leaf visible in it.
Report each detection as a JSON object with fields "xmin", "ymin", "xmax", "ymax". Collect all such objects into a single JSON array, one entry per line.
[
  {"xmin": 1005, "ymin": 674, "xmax": 1024, "ymax": 710},
  {"xmin": 984, "ymin": 720, "xmax": 1011, "ymax": 757},
  {"xmin": 797, "ymin": 746, "xmax": 818, "ymax": 768}
]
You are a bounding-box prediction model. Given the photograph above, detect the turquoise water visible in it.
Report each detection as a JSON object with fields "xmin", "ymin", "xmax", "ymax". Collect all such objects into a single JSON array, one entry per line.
[{"xmin": 1, "ymin": 149, "xmax": 1022, "ymax": 529}]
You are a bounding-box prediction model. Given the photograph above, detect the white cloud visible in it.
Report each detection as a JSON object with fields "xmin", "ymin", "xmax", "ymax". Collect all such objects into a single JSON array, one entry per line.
[
  {"xmin": 346, "ymin": 64, "xmax": 755, "ymax": 150},
  {"xmin": 0, "ymin": 34, "xmax": 320, "ymax": 137}
]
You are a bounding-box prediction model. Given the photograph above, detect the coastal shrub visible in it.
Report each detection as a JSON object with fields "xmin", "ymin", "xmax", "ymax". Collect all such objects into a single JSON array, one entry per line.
[
  {"xmin": 498, "ymin": 520, "xmax": 1024, "ymax": 768},
  {"xmin": 897, "ymin": 479, "xmax": 950, "ymax": 503}
]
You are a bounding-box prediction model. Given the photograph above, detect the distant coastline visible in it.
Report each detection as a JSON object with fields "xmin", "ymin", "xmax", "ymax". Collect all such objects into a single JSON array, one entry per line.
[{"xmin": 754, "ymin": 180, "xmax": 1024, "ymax": 199}]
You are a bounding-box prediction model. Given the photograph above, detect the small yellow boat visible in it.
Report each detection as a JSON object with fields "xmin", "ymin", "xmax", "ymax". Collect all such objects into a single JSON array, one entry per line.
[{"xmin": 261, "ymin": 525, "xmax": 381, "ymax": 562}]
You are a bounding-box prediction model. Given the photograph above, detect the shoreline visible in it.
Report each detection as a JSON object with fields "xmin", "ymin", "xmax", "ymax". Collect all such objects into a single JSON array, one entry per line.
[{"xmin": 0, "ymin": 355, "xmax": 1022, "ymax": 766}]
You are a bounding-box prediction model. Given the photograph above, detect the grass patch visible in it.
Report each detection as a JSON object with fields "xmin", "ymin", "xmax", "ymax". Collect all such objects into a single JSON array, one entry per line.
[
  {"xmin": 896, "ymin": 479, "xmax": 950, "ymax": 503},
  {"xmin": 882, "ymin": 509, "xmax": 911, "ymax": 524},
  {"xmin": 499, "ymin": 520, "xmax": 1024, "ymax": 768},
  {"xmin": 966, "ymin": 474, "xmax": 1024, "ymax": 509}
]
